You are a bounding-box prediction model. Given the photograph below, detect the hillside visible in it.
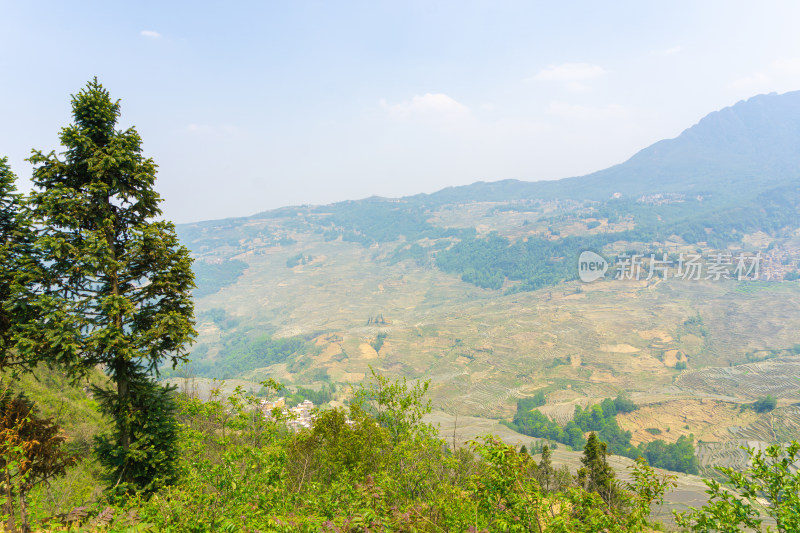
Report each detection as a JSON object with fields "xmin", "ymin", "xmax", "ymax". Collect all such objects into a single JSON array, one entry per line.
[
  {"xmin": 1, "ymin": 365, "xmax": 109, "ymax": 520},
  {"xmin": 174, "ymin": 91, "xmax": 800, "ymax": 476},
  {"xmin": 417, "ymin": 90, "xmax": 800, "ymax": 205}
]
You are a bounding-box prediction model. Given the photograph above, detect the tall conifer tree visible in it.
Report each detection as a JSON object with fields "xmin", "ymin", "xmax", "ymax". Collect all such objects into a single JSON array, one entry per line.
[
  {"xmin": 25, "ymin": 79, "xmax": 195, "ymax": 492},
  {"xmin": 0, "ymin": 157, "xmax": 20, "ymax": 367},
  {"xmin": 0, "ymin": 157, "xmax": 32, "ymax": 371}
]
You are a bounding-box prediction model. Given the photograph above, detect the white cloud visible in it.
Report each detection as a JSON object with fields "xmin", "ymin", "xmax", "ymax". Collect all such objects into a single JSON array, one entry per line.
[
  {"xmin": 770, "ymin": 57, "xmax": 800, "ymax": 75},
  {"xmin": 381, "ymin": 93, "xmax": 469, "ymax": 119},
  {"xmin": 730, "ymin": 58, "xmax": 800, "ymax": 91},
  {"xmin": 546, "ymin": 101, "xmax": 625, "ymax": 121},
  {"xmin": 140, "ymin": 30, "xmax": 162, "ymax": 39},
  {"xmin": 534, "ymin": 63, "xmax": 607, "ymax": 82},
  {"xmin": 661, "ymin": 45, "xmax": 683, "ymax": 56},
  {"xmin": 731, "ymin": 72, "xmax": 770, "ymax": 91},
  {"xmin": 564, "ymin": 81, "xmax": 591, "ymax": 94}
]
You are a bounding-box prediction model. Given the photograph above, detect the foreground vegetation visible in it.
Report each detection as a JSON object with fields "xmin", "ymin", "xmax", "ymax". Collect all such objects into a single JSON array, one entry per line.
[{"xmin": 3, "ymin": 372, "xmax": 800, "ymax": 532}]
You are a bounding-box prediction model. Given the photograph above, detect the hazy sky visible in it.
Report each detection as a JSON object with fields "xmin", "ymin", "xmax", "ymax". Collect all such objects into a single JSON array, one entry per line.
[{"xmin": 3, "ymin": 1, "xmax": 800, "ymax": 223}]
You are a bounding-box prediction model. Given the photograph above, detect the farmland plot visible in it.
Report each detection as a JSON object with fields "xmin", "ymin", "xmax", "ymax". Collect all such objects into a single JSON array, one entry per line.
[{"xmin": 676, "ymin": 357, "xmax": 800, "ymax": 400}]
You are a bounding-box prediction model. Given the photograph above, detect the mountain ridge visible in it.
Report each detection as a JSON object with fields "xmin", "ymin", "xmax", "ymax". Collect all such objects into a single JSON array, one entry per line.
[
  {"xmin": 220, "ymin": 89, "xmax": 800, "ymax": 224},
  {"xmin": 414, "ymin": 90, "xmax": 800, "ymax": 207}
]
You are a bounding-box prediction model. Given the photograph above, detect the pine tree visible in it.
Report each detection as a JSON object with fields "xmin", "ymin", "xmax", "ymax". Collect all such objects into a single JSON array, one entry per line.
[
  {"xmin": 0, "ymin": 157, "xmax": 33, "ymax": 371},
  {"xmin": 0, "ymin": 157, "xmax": 18, "ymax": 369},
  {"xmin": 577, "ymin": 432, "xmax": 618, "ymax": 505},
  {"xmin": 24, "ymin": 79, "xmax": 196, "ymax": 493},
  {"xmin": 537, "ymin": 443, "xmax": 554, "ymax": 492}
]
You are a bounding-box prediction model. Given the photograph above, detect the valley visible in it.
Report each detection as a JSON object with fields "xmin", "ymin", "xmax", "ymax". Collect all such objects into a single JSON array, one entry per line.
[
  {"xmin": 165, "ymin": 94, "xmax": 800, "ymax": 517},
  {"xmin": 177, "ymin": 207, "xmax": 800, "ymax": 470}
]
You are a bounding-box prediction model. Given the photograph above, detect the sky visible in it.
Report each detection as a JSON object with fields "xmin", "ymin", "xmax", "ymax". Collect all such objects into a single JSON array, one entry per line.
[{"xmin": 3, "ymin": 1, "xmax": 800, "ymax": 223}]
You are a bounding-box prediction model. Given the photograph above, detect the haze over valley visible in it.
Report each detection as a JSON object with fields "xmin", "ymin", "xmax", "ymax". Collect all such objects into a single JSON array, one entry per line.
[
  {"xmin": 177, "ymin": 91, "xmax": 800, "ymax": 504},
  {"xmin": 5, "ymin": 4, "xmax": 800, "ymax": 530}
]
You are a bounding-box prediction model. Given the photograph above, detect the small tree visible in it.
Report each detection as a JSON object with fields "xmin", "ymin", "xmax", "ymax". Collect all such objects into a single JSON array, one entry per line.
[
  {"xmin": 469, "ymin": 436, "xmax": 545, "ymax": 532},
  {"xmin": 352, "ymin": 366, "xmax": 431, "ymax": 444},
  {"xmin": 287, "ymin": 406, "xmax": 390, "ymax": 491},
  {"xmin": 93, "ymin": 378, "xmax": 181, "ymax": 494},
  {"xmin": 550, "ymin": 457, "xmax": 676, "ymax": 533},
  {"xmin": 24, "ymin": 79, "xmax": 196, "ymax": 493},
  {"xmin": 536, "ymin": 444, "xmax": 554, "ymax": 492},
  {"xmin": 0, "ymin": 390, "xmax": 75, "ymax": 532},
  {"xmin": 577, "ymin": 432, "xmax": 620, "ymax": 506}
]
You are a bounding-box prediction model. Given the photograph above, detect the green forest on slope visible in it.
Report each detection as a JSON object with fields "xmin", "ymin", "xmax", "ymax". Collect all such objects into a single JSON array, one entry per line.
[
  {"xmin": 179, "ymin": 183, "xmax": 800, "ymax": 298},
  {"xmin": 509, "ymin": 397, "xmax": 700, "ymax": 475}
]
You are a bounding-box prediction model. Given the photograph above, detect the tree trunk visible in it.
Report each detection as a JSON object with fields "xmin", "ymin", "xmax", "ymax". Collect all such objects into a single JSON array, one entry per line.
[
  {"xmin": 106, "ymin": 198, "xmax": 130, "ymax": 469},
  {"xmin": 117, "ymin": 358, "xmax": 130, "ymax": 452},
  {"xmin": 18, "ymin": 488, "xmax": 28, "ymax": 533},
  {"xmin": 3, "ymin": 469, "xmax": 15, "ymax": 533}
]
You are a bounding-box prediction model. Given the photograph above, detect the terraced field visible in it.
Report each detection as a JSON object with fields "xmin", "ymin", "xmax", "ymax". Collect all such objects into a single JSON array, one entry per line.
[
  {"xmin": 696, "ymin": 440, "xmax": 766, "ymax": 474},
  {"xmin": 726, "ymin": 405, "xmax": 800, "ymax": 443},
  {"xmin": 676, "ymin": 357, "xmax": 800, "ymax": 401},
  {"xmin": 187, "ymin": 221, "xmax": 800, "ymax": 420},
  {"xmin": 178, "ymin": 201, "xmax": 800, "ymax": 491}
]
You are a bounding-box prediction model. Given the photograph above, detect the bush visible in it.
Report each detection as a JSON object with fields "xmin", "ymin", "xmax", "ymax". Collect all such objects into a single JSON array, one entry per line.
[
  {"xmin": 751, "ymin": 395, "xmax": 777, "ymax": 413},
  {"xmin": 675, "ymin": 441, "xmax": 800, "ymax": 532}
]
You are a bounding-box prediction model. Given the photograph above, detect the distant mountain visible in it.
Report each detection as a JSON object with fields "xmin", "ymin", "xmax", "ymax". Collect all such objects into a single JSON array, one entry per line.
[
  {"xmin": 415, "ymin": 90, "xmax": 800, "ymax": 206},
  {"xmin": 181, "ymin": 91, "xmax": 800, "ymax": 290},
  {"xmin": 171, "ymin": 91, "xmax": 800, "ymax": 479},
  {"xmin": 234, "ymin": 91, "xmax": 800, "ymax": 218}
]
